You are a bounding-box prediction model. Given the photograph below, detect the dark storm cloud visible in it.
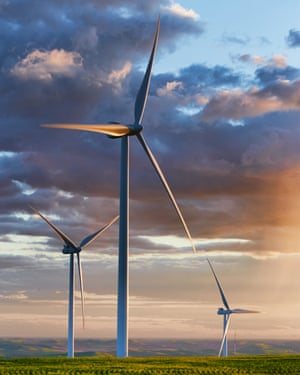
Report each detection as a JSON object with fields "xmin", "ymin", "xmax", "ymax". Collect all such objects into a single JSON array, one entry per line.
[
  {"xmin": 255, "ymin": 65, "xmax": 300, "ymax": 85},
  {"xmin": 286, "ymin": 29, "xmax": 300, "ymax": 47},
  {"xmin": 0, "ymin": 0, "xmax": 204, "ymax": 222},
  {"xmin": 0, "ymin": 254, "xmax": 38, "ymax": 270},
  {"xmin": 113, "ymin": 106, "xmax": 300, "ymax": 255},
  {"xmin": 238, "ymin": 54, "xmax": 252, "ymax": 64},
  {"xmin": 179, "ymin": 64, "xmax": 241, "ymax": 88},
  {"xmin": 2, "ymin": 0, "xmax": 300, "ymax": 260}
]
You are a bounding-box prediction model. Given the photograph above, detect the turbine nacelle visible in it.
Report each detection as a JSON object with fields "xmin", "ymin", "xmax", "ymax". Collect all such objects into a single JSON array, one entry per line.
[
  {"xmin": 107, "ymin": 123, "xmax": 143, "ymax": 139},
  {"xmin": 127, "ymin": 124, "xmax": 143, "ymax": 135},
  {"xmin": 217, "ymin": 307, "xmax": 231, "ymax": 315},
  {"xmin": 62, "ymin": 246, "xmax": 81, "ymax": 254}
]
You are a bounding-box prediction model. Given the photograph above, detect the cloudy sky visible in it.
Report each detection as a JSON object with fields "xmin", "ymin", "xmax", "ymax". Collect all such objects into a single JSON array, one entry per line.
[{"xmin": 1, "ymin": 0, "xmax": 300, "ymax": 348}]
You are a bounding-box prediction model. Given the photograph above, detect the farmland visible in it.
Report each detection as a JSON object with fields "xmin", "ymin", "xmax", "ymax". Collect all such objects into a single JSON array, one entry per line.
[
  {"xmin": 0, "ymin": 355, "xmax": 300, "ymax": 374},
  {"xmin": 0, "ymin": 338, "xmax": 299, "ymax": 358},
  {"xmin": 0, "ymin": 339, "xmax": 299, "ymax": 374}
]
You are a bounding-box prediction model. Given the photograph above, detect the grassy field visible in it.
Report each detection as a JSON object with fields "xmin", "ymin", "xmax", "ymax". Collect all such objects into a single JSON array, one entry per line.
[{"xmin": 0, "ymin": 355, "xmax": 300, "ymax": 374}]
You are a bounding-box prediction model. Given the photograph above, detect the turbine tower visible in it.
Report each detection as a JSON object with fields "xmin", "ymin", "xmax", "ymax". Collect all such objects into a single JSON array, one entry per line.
[
  {"xmin": 42, "ymin": 16, "xmax": 195, "ymax": 358},
  {"xmin": 31, "ymin": 206, "xmax": 118, "ymax": 358},
  {"xmin": 207, "ymin": 259, "xmax": 259, "ymax": 357}
]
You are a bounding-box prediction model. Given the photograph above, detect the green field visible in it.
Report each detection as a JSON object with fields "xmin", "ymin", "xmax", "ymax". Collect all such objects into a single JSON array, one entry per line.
[{"xmin": 0, "ymin": 355, "xmax": 300, "ymax": 374}]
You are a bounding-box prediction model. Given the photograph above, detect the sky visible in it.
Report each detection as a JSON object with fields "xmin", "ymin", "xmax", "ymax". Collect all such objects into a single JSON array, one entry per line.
[{"xmin": 1, "ymin": 0, "xmax": 300, "ymax": 348}]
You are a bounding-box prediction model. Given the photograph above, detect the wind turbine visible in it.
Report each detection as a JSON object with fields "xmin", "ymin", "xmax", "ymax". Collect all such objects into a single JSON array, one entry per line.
[
  {"xmin": 31, "ymin": 206, "xmax": 119, "ymax": 358},
  {"xmin": 207, "ymin": 259, "xmax": 259, "ymax": 357},
  {"xmin": 42, "ymin": 16, "xmax": 195, "ymax": 358}
]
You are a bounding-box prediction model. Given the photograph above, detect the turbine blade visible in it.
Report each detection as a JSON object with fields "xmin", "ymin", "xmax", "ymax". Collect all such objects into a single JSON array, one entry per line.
[
  {"xmin": 218, "ymin": 314, "xmax": 232, "ymax": 357},
  {"xmin": 207, "ymin": 259, "xmax": 230, "ymax": 310},
  {"xmin": 134, "ymin": 15, "xmax": 160, "ymax": 126},
  {"xmin": 30, "ymin": 206, "xmax": 77, "ymax": 249},
  {"xmin": 231, "ymin": 308, "xmax": 260, "ymax": 314},
  {"xmin": 76, "ymin": 253, "xmax": 85, "ymax": 329},
  {"xmin": 42, "ymin": 123, "xmax": 131, "ymax": 137},
  {"xmin": 80, "ymin": 215, "xmax": 119, "ymax": 249},
  {"xmin": 136, "ymin": 133, "xmax": 196, "ymax": 253}
]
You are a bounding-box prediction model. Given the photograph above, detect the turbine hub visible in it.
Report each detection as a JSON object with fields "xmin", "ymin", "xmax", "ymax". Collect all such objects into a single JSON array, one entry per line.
[{"xmin": 127, "ymin": 124, "xmax": 143, "ymax": 135}]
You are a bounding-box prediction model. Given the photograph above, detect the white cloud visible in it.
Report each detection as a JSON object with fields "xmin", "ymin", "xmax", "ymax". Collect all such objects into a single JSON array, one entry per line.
[
  {"xmin": 157, "ymin": 80, "xmax": 183, "ymax": 96},
  {"xmin": 139, "ymin": 235, "xmax": 251, "ymax": 250},
  {"xmin": 0, "ymin": 291, "xmax": 28, "ymax": 301},
  {"xmin": 252, "ymin": 55, "xmax": 266, "ymax": 65},
  {"xmin": 11, "ymin": 49, "xmax": 83, "ymax": 81},
  {"xmin": 74, "ymin": 291, "xmax": 116, "ymax": 304},
  {"xmin": 238, "ymin": 54, "xmax": 287, "ymax": 67},
  {"xmin": 12, "ymin": 179, "xmax": 36, "ymax": 195},
  {"xmin": 163, "ymin": 2, "xmax": 199, "ymax": 20},
  {"xmin": 0, "ymin": 151, "xmax": 17, "ymax": 158},
  {"xmin": 270, "ymin": 54, "xmax": 287, "ymax": 68},
  {"xmin": 201, "ymin": 81, "xmax": 300, "ymax": 121},
  {"xmin": 107, "ymin": 62, "xmax": 132, "ymax": 93}
]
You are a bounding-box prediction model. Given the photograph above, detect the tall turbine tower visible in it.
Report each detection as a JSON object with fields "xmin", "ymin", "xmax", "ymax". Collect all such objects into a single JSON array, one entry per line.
[
  {"xmin": 207, "ymin": 259, "xmax": 259, "ymax": 357},
  {"xmin": 42, "ymin": 16, "xmax": 195, "ymax": 358},
  {"xmin": 31, "ymin": 207, "xmax": 118, "ymax": 358}
]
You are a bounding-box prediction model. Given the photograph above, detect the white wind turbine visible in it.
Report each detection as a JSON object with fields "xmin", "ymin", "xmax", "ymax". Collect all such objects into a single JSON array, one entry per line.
[
  {"xmin": 207, "ymin": 259, "xmax": 259, "ymax": 357},
  {"xmin": 42, "ymin": 16, "xmax": 195, "ymax": 358},
  {"xmin": 31, "ymin": 206, "xmax": 119, "ymax": 358}
]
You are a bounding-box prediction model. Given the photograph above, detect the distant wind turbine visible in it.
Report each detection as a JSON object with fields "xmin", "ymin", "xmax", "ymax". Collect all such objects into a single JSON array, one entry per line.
[
  {"xmin": 207, "ymin": 258, "xmax": 259, "ymax": 357},
  {"xmin": 31, "ymin": 206, "xmax": 119, "ymax": 358},
  {"xmin": 42, "ymin": 16, "xmax": 195, "ymax": 358}
]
